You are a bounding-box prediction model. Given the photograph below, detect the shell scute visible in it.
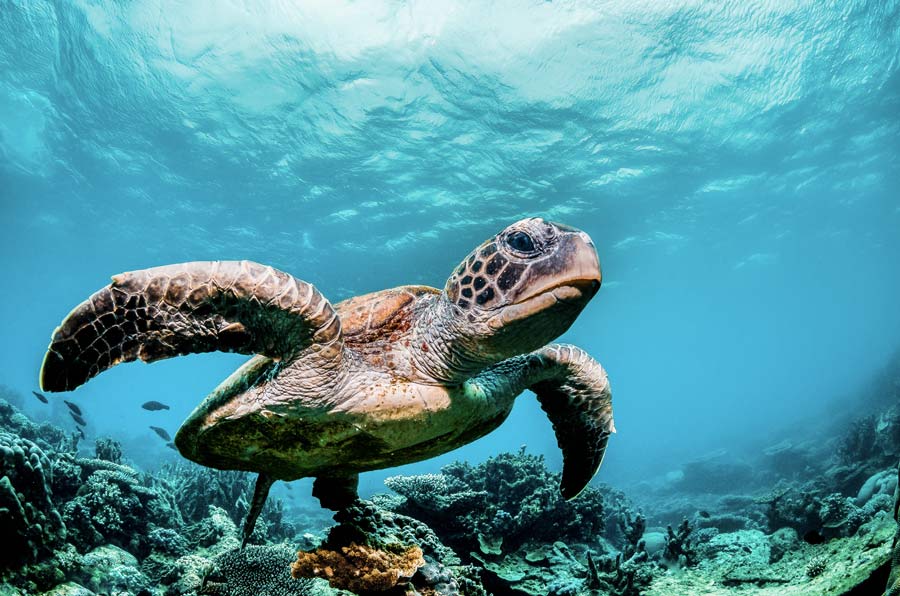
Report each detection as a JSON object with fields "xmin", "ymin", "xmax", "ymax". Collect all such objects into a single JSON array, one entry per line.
[{"xmin": 337, "ymin": 285, "xmax": 438, "ymax": 343}]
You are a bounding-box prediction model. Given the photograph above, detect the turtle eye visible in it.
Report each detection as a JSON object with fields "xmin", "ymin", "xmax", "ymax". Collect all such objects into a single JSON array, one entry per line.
[{"xmin": 506, "ymin": 231, "xmax": 537, "ymax": 254}]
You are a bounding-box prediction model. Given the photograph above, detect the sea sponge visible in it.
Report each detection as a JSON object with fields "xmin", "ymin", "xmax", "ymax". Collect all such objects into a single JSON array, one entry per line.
[{"xmin": 291, "ymin": 542, "xmax": 424, "ymax": 591}]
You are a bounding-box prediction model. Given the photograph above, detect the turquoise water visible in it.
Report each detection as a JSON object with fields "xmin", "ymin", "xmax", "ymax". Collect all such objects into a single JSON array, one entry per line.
[{"xmin": 1, "ymin": 0, "xmax": 899, "ymax": 503}]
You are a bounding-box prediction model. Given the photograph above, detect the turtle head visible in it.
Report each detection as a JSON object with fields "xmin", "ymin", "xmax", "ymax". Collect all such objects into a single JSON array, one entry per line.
[{"xmin": 443, "ymin": 218, "xmax": 601, "ymax": 361}]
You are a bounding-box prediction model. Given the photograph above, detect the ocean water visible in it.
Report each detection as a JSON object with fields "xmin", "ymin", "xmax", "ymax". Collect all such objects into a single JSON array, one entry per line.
[{"xmin": 1, "ymin": 1, "xmax": 899, "ymax": 594}]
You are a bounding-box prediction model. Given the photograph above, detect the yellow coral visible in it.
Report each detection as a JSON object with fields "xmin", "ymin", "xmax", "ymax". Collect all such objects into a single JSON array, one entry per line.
[{"xmin": 291, "ymin": 542, "xmax": 424, "ymax": 592}]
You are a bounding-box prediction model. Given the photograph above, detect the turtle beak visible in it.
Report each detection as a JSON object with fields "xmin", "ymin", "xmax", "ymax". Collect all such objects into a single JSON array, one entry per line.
[
  {"xmin": 553, "ymin": 278, "xmax": 600, "ymax": 304},
  {"xmin": 515, "ymin": 229, "xmax": 602, "ymax": 306}
]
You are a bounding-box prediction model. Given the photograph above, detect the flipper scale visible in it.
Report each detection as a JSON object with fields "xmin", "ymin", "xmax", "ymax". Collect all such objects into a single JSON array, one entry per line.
[
  {"xmin": 41, "ymin": 260, "xmax": 341, "ymax": 392},
  {"xmin": 528, "ymin": 344, "xmax": 614, "ymax": 500}
]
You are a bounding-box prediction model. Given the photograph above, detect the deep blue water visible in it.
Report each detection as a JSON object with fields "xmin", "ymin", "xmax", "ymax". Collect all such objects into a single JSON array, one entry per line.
[{"xmin": 1, "ymin": 0, "xmax": 899, "ymax": 503}]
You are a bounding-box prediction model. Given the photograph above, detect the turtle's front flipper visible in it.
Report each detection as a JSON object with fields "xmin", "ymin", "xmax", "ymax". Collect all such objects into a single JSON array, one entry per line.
[
  {"xmin": 40, "ymin": 261, "xmax": 343, "ymax": 392},
  {"xmin": 241, "ymin": 473, "xmax": 275, "ymax": 549},
  {"xmin": 519, "ymin": 344, "xmax": 614, "ymax": 499}
]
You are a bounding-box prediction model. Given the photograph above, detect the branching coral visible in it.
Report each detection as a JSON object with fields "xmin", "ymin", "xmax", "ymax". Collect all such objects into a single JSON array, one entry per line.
[
  {"xmin": 385, "ymin": 448, "xmax": 605, "ymax": 556},
  {"xmin": 187, "ymin": 505, "xmax": 242, "ymax": 553},
  {"xmin": 153, "ymin": 463, "xmax": 290, "ymax": 543},
  {"xmin": 291, "ymin": 541, "xmax": 424, "ymax": 591},
  {"xmin": 62, "ymin": 464, "xmax": 167, "ymax": 555},
  {"xmin": 384, "ymin": 473, "xmax": 487, "ymax": 515},
  {"xmin": 589, "ymin": 553, "xmax": 638, "ymax": 596},
  {"xmin": 95, "ymin": 437, "xmax": 123, "ymax": 464},
  {"xmin": 664, "ymin": 519, "xmax": 697, "ymax": 567},
  {"xmin": 583, "ymin": 508, "xmax": 654, "ymax": 596},
  {"xmin": 154, "ymin": 463, "xmax": 251, "ymax": 524}
]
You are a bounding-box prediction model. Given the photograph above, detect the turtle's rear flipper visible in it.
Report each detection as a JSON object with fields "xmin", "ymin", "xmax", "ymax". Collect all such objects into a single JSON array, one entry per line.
[
  {"xmin": 40, "ymin": 261, "xmax": 343, "ymax": 392},
  {"xmin": 312, "ymin": 474, "xmax": 360, "ymax": 511},
  {"xmin": 241, "ymin": 473, "xmax": 275, "ymax": 549},
  {"xmin": 526, "ymin": 344, "xmax": 614, "ymax": 500}
]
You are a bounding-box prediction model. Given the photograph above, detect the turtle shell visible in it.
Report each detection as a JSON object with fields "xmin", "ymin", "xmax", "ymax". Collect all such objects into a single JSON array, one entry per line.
[{"xmin": 336, "ymin": 285, "xmax": 439, "ymax": 345}]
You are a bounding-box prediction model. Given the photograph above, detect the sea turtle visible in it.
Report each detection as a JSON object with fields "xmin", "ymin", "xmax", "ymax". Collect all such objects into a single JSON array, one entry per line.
[{"xmin": 39, "ymin": 218, "xmax": 614, "ymax": 544}]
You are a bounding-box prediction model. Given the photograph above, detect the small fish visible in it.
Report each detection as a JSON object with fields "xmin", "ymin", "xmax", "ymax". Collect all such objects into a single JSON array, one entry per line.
[
  {"xmin": 698, "ymin": 510, "xmax": 710, "ymax": 519},
  {"xmin": 32, "ymin": 391, "xmax": 48, "ymax": 404},
  {"xmin": 165, "ymin": 442, "xmax": 177, "ymax": 451},
  {"xmin": 77, "ymin": 427, "xmax": 85, "ymax": 440},
  {"xmin": 150, "ymin": 426, "xmax": 172, "ymax": 441},
  {"xmin": 142, "ymin": 401, "xmax": 171, "ymax": 411},
  {"xmin": 70, "ymin": 411, "xmax": 87, "ymax": 427},
  {"xmin": 64, "ymin": 400, "xmax": 82, "ymax": 416}
]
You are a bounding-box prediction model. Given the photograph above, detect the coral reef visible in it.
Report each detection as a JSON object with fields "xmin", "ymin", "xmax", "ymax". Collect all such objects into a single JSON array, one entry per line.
[
  {"xmin": 1, "ymin": 367, "xmax": 899, "ymax": 596},
  {"xmin": 292, "ymin": 542, "xmax": 424, "ymax": 591},
  {"xmin": 201, "ymin": 544, "xmax": 324, "ymax": 596},
  {"xmin": 293, "ymin": 499, "xmax": 481, "ymax": 595},
  {"xmin": 0, "ymin": 398, "xmax": 75, "ymax": 454},
  {"xmin": 383, "ymin": 449, "xmax": 654, "ymax": 596},
  {"xmin": 752, "ymin": 479, "xmax": 892, "ymax": 543},
  {"xmin": 0, "ymin": 430, "xmax": 66, "ymax": 567},
  {"xmin": 94, "ymin": 437, "xmax": 123, "ymax": 464},
  {"xmin": 663, "ymin": 519, "xmax": 696, "ymax": 567},
  {"xmin": 62, "ymin": 463, "xmax": 167, "ymax": 555},
  {"xmin": 647, "ymin": 512, "xmax": 896, "ymax": 595},
  {"xmin": 385, "ymin": 447, "xmax": 604, "ymax": 557},
  {"xmin": 153, "ymin": 463, "xmax": 291, "ymax": 544},
  {"xmin": 886, "ymin": 459, "xmax": 900, "ymax": 595},
  {"xmin": 78, "ymin": 544, "xmax": 152, "ymax": 594},
  {"xmin": 0, "ymin": 396, "xmax": 303, "ymax": 595}
]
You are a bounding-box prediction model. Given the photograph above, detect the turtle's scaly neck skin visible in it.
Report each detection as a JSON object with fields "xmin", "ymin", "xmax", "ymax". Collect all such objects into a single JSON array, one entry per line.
[{"xmin": 408, "ymin": 294, "xmax": 497, "ymax": 384}]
